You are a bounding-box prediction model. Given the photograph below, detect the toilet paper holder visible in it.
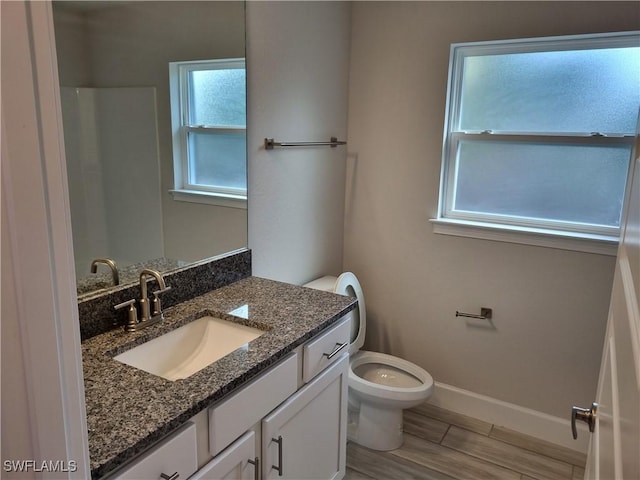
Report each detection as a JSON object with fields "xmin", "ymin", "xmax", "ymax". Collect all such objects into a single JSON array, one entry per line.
[{"xmin": 456, "ymin": 308, "xmax": 492, "ymax": 320}]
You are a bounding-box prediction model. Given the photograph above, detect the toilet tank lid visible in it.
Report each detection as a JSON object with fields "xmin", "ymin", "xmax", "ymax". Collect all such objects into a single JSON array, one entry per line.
[{"xmin": 303, "ymin": 276, "xmax": 338, "ymax": 292}]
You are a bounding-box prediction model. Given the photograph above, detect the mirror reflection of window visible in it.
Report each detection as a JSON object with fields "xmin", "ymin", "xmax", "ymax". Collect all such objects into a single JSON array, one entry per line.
[{"xmin": 169, "ymin": 59, "xmax": 247, "ymax": 202}]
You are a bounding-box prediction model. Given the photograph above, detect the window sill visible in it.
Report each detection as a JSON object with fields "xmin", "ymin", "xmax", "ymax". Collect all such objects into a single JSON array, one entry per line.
[
  {"xmin": 169, "ymin": 189, "xmax": 247, "ymax": 210},
  {"xmin": 430, "ymin": 218, "xmax": 618, "ymax": 256}
]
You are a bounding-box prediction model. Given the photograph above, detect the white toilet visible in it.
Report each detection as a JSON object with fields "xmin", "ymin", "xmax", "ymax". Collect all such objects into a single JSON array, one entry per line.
[{"xmin": 305, "ymin": 272, "xmax": 434, "ymax": 451}]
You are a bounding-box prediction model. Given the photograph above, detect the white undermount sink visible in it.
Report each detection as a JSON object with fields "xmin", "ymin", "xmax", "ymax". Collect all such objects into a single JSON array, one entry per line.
[{"xmin": 113, "ymin": 316, "xmax": 266, "ymax": 381}]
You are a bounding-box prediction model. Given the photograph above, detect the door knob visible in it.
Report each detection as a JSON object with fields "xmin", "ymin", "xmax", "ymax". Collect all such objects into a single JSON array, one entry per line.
[{"xmin": 571, "ymin": 402, "xmax": 598, "ymax": 439}]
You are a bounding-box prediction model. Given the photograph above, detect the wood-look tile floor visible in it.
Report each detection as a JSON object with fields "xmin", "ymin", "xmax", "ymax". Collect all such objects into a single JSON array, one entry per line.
[{"xmin": 345, "ymin": 402, "xmax": 587, "ymax": 480}]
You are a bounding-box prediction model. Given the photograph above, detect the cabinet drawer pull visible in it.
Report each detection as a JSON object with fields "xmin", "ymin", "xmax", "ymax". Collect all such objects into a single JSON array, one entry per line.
[
  {"xmin": 160, "ymin": 472, "xmax": 179, "ymax": 480},
  {"xmin": 247, "ymin": 457, "xmax": 259, "ymax": 480},
  {"xmin": 323, "ymin": 342, "xmax": 348, "ymax": 360},
  {"xmin": 272, "ymin": 435, "xmax": 283, "ymax": 476}
]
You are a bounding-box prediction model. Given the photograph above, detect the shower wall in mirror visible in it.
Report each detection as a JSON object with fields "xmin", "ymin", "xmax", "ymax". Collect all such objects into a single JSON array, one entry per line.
[{"xmin": 53, "ymin": 1, "xmax": 248, "ymax": 296}]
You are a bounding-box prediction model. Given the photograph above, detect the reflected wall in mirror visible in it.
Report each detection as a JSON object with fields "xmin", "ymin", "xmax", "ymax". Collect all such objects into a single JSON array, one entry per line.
[{"xmin": 52, "ymin": 1, "xmax": 248, "ymax": 297}]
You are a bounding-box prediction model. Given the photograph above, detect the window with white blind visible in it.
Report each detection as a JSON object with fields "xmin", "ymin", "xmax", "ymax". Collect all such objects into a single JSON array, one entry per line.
[
  {"xmin": 169, "ymin": 58, "xmax": 247, "ymax": 208},
  {"xmin": 433, "ymin": 32, "xmax": 639, "ymax": 254}
]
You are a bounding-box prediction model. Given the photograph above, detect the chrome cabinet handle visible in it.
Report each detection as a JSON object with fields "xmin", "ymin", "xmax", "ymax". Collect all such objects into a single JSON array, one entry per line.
[
  {"xmin": 272, "ymin": 435, "xmax": 283, "ymax": 476},
  {"xmin": 247, "ymin": 457, "xmax": 260, "ymax": 480},
  {"xmin": 571, "ymin": 402, "xmax": 598, "ymax": 439},
  {"xmin": 323, "ymin": 342, "xmax": 348, "ymax": 360},
  {"xmin": 160, "ymin": 472, "xmax": 179, "ymax": 480}
]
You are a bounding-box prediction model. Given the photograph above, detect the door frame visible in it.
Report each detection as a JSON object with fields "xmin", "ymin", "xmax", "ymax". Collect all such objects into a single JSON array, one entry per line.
[{"xmin": 1, "ymin": 1, "xmax": 89, "ymax": 477}]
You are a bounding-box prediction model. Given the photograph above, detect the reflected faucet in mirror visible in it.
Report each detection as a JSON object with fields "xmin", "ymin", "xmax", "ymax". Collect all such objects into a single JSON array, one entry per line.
[{"xmin": 90, "ymin": 258, "xmax": 119, "ymax": 287}]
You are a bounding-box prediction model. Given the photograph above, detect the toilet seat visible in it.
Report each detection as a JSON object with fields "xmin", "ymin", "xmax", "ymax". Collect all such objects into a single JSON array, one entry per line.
[
  {"xmin": 353, "ymin": 358, "xmax": 423, "ymax": 388},
  {"xmin": 349, "ymin": 351, "xmax": 434, "ymax": 406}
]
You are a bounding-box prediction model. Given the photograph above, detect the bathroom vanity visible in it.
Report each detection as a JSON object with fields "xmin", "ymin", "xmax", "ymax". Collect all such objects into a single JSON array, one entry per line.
[{"xmin": 81, "ymin": 276, "xmax": 356, "ymax": 479}]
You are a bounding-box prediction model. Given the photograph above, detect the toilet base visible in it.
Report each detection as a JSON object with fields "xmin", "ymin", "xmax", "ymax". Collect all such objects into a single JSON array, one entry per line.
[{"xmin": 349, "ymin": 402, "xmax": 404, "ymax": 451}]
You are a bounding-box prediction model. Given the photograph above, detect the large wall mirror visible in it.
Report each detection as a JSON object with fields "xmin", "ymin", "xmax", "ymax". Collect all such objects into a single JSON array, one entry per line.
[{"xmin": 52, "ymin": 1, "xmax": 248, "ymax": 297}]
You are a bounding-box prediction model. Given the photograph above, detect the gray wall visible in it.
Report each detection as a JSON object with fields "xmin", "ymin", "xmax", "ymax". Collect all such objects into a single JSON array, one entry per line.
[
  {"xmin": 247, "ymin": 1, "xmax": 351, "ymax": 284},
  {"xmin": 345, "ymin": 1, "xmax": 639, "ymax": 419}
]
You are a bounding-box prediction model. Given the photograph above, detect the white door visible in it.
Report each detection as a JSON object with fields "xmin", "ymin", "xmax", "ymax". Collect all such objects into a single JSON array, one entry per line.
[{"xmin": 579, "ymin": 151, "xmax": 639, "ymax": 479}]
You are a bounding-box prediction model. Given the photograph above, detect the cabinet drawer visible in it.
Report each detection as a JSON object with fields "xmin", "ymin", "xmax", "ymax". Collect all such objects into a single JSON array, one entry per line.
[
  {"xmin": 302, "ymin": 314, "xmax": 351, "ymax": 383},
  {"xmin": 209, "ymin": 353, "xmax": 298, "ymax": 456},
  {"xmin": 109, "ymin": 422, "xmax": 197, "ymax": 480}
]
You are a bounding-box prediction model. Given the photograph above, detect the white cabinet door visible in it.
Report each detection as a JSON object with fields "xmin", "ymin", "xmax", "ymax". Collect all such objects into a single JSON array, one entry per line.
[
  {"xmin": 191, "ymin": 431, "xmax": 257, "ymax": 480},
  {"xmin": 262, "ymin": 354, "xmax": 348, "ymax": 480}
]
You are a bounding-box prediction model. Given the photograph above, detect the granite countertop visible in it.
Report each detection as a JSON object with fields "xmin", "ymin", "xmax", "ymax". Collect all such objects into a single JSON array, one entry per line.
[{"xmin": 82, "ymin": 276, "xmax": 356, "ymax": 479}]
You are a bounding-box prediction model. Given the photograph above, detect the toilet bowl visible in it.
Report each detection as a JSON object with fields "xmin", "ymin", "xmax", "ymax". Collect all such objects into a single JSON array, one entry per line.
[{"xmin": 304, "ymin": 272, "xmax": 434, "ymax": 451}]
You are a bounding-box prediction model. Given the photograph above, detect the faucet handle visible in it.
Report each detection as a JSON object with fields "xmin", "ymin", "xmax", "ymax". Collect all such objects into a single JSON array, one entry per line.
[
  {"xmin": 114, "ymin": 299, "xmax": 138, "ymax": 332},
  {"xmin": 151, "ymin": 286, "xmax": 172, "ymax": 316}
]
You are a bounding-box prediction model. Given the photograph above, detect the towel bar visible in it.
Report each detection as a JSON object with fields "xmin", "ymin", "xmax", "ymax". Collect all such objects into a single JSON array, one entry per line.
[{"xmin": 264, "ymin": 136, "xmax": 346, "ymax": 150}]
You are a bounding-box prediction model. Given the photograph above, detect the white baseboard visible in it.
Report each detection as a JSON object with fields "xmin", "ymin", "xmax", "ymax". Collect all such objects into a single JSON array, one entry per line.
[{"xmin": 428, "ymin": 382, "xmax": 589, "ymax": 454}]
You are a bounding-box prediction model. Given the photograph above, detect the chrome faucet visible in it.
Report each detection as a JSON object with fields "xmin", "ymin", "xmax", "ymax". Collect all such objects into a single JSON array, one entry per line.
[
  {"xmin": 139, "ymin": 269, "xmax": 171, "ymax": 322},
  {"xmin": 90, "ymin": 258, "xmax": 119, "ymax": 286}
]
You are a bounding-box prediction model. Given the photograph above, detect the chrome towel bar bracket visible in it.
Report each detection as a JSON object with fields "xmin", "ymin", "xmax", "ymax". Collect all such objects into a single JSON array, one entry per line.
[
  {"xmin": 264, "ymin": 136, "xmax": 347, "ymax": 150},
  {"xmin": 456, "ymin": 308, "xmax": 492, "ymax": 320}
]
